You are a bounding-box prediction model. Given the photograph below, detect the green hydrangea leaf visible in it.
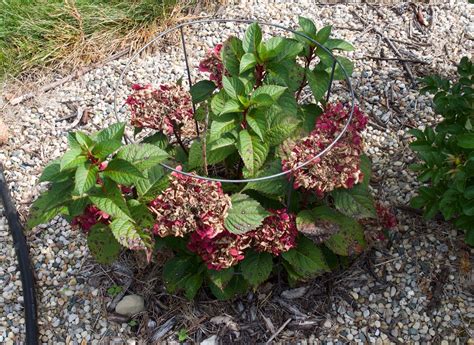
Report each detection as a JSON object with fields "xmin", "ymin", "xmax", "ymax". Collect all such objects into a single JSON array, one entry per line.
[
  {"xmin": 74, "ymin": 163, "xmax": 99, "ymax": 195},
  {"xmin": 240, "ymin": 250, "xmax": 273, "ymax": 287},
  {"xmin": 94, "ymin": 122, "xmax": 125, "ymax": 142},
  {"xmin": 222, "ymin": 36, "xmax": 244, "ymax": 76},
  {"xmin": 240, "ymin": 53, "xmax": 257, "ymax": 74},
  {"xmin": 224, "ymin": 193, "xmax": 269, "ymax": 234},
  {"xmin": 190, "ymin": 80, "xmax": 216, "ymax": 104},
  {"xmin": 243, "ymin": 22, "xmax": 262, "ymax": 53},
  {"xmin": 102, "ymin": 158, "xmax": 143, "ymax": 185},
  {"xmin": 116, "ymin": 143, "xmax": 169, "ymax": 171},
  {"xmin": 87, "ymin": 224, "xmax": 121, "ymax": 264},
  {"xmin": 282, "ymin": 236, "xmax": 329, "ymax": 277}
]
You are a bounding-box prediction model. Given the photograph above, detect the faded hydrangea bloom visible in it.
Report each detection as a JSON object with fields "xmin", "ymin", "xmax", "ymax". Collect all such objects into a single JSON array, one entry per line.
[
  {"xmin": 188, "ymin": 230, "xmax": 252, "ymax": 270},
  {"xmin": 198, "ymin": 44, "xmax": 224, "ymax": 88},
  {"xmin": 148, "ymin": 168, "xmax": 231, "ymax": 238},
  {"xmin": 362, "ymin": 202, "xmax": 398, "ymax": 243},
  {"xmin": 188, "ymin": 209, "xmax": 298, "ymax": 270},
  {"xmin": 376, "ymin": 203, "xmax": 397, "ymax": 229},
  {"xmin": 282, "ymin": 103, "xmax": 368, "ymax": 196},
  {"xmin": 247, "ymin": 209, "xmax": 298, "ymax": 255},
  {"xmin": 126, "ymin": 83, "xmax": 193, "ymax": 135},
  {"xmin": 71, "ymin": 205, "xmax": 110, "ymax": 233}
]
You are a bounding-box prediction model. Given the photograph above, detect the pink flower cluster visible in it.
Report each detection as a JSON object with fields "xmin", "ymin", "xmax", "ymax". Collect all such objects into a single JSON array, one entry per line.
[
  {"xmin": 188, "ymin": 209, "xmax": 298, "ymax": 270},
  {"xmin": 246, "ymin": 209, "xmax": 298, "ymax": 256},
  {"xmin": 148, "ymin": 168, "xmax": 231, "ymax": 239},
  {"xmin": 188, "ymin": 230, "xmax": 252, "ymax": 270},
  {"xmin": 71, "ymin": 205, "xmax": 110, "ymax": 233},
  {"xmin": 199, "ymin": 44, "xmax": 225, "ymax": 88},
  {"xmin": 126, "ymin": 83, "xmax": 193, "ymax": 135},
  {"xmin": 282, "ymin": 103, "xmax": 368, "ymax": 196}
]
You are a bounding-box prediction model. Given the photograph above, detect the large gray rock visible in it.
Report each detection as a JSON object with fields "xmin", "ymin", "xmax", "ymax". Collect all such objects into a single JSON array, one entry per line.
[{"xmin": 115, "ymin": 295, "xmax": 145, "ymax": 316}]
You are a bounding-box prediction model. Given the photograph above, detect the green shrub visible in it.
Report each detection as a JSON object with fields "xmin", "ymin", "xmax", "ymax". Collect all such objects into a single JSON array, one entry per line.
[
  {"xmin": 29, "ymin": 19, "xmax": 397, "ymax": 299},
  {"xmin": 410, "ymin": 57, "xmax": 474, "ymax": 246}
]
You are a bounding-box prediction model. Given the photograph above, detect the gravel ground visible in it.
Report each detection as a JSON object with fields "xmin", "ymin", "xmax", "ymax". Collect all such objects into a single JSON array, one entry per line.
[{"xmin": 1, "ymin": 1, "xmax": 473, "ymax": 343}]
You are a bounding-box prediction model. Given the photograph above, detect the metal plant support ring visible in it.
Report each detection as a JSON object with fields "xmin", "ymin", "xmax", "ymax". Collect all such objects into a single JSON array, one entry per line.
[{"xmin": 114, "ymin": 19, "xmax": 356, "ymax": 185}]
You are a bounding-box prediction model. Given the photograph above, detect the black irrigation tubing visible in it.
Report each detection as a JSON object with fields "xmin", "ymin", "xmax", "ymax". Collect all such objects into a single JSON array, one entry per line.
[{"xmin": 0, "ymin": 163, "xmax": 39, "ymax": 344}]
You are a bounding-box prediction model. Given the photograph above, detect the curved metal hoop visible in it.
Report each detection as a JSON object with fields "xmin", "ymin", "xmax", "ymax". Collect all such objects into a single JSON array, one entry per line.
[{"xmin": 114, "ymin": 18, "xmax": 356, "ymax": 184}]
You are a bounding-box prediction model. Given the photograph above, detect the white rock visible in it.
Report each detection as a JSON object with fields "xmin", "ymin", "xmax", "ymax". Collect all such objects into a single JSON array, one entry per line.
[
  {"xmin": 115, "ymin": 295, "xmax": 145, "ymax": 316},
  {"xmin": 201, "ymin": 335, "xmax": 218, "ymax": 345}
]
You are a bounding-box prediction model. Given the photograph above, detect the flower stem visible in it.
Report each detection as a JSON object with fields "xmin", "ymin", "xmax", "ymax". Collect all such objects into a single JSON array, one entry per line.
[
  {"xmin": 295, "ymin": 47, "xmax": 315, "ymax": 101},
  {"xmin": 172, "ymin": 122, "xmax": 188, "ymax": 155}
]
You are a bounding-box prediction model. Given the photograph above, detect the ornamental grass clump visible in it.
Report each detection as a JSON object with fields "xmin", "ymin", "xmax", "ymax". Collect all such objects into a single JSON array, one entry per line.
[{"xmin": 29, "ymin": 18, "xmax": 398, "ymax": 299}]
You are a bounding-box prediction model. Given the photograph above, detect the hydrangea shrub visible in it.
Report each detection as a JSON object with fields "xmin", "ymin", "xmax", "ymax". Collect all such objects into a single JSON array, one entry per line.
[
  {"xmin": 410, "ymin": 57, "xmax": 473, "ymax": 246},
  {"xmin": 29, "ymin": 18, "xmax": 397, "ymax": 299}
]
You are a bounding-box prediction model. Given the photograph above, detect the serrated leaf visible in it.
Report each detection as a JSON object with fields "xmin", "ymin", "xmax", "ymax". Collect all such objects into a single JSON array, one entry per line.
[
  {"xmin": 109, "ymin": 218, "xmax": 146, "ymax": 249},
  {"xmin": 75, "ymin": 131, "xmax": 93, "ymax": 148},
  {"xmin": 209, "ymin": 275, "xmax": 248, "ymax": 300},
  {"xmin": 94, "ymin": 123, "xmax": 125, "ymax": 142},
  {"xmin": 282, "ymin": 236, "xmax": 329, "ymax": 277},
  {"xmin": 102, "ymin": 158, "xmax": 143, "ymax": 185},
  {"xmin": 89, "ymin": 195, "xmax": 131, "ymax": 220},
  {"xmin": 307, "ymin": 69, "xmax": 330, "ymax": 101},
  {"xmin": 251, "ymin": 85, "xmax": 287, "ymax": 102},
  {"xmin": 27, "ymin": 206, "xmax": 66, "ymax": 229},
  {"xmin": 67, "ymin": 197, "xmax": 89, "ymax": 217},
  {"xmin": 265, "ymin": 118, "xmax": 300, "ymax": 146},
  {"xmin": 296, "ymin": 209, "xmax": 341, "ymax": 244},
  {"xmin": 116, "ymin": 144, "xmax": 169, "ymax": 171},
  {"xmin": 246, "ymin": 112, "xmax": 266, "ymax": 141},
  {"xmin": 243, "ymin": 22, "xmax": 262, "ymax": 53},
  {"xmin": 222, "ymin": 36, "xmax": 244, "ymax": 76},
  {"xmin": 331, "ymin": 56, "xmax": 354, "ymax": 80},
  {"xmin": 220, "ymin": 99, "xmax": 243, "ymax": 115},
  {"xmin": 39, "ymin": 159, "xmax": 70, "ymax": 183},
  {"xmin": 75, "ymin": 163, "xmax": 98, "ymax": 195},
  {"xmin": 136, "ymin": 165, "xmax": 169, "ymax": 202},
  {"xmin": 241, "ymin": 251, "xmax": 273, "ymax": 287},
  {"xmin": 315, "ymin": 25, "xmax": 332, "ymax": 44},
  {"xmin": 237, "ymin": 130, "xmax": 269, "ymax": 176},
  {"xmin": 224, "ymin": 193, "xmax": 269, "ymax": 234},
  {"xmin": 223, "ymin": 76, "xmax": 245, "ymax": 99},
  {"xmin": 243, "ymin": 160, "xmax": 289, "ymax": 196},
  {"xmin": 87, "ymin": 224, "xmax": 121, "ymax": 264},
  {"xmin": 190, "ymin": 80, "xmax": 216, "ymax": 104},
  {"xmin": 211, "ymin": 90, "xmax": 229, "ymax": 115},
  {"xmin": 331, "ymin": 185, "xmax": 377, "ymax": 219},
  {"xmin": 458, "ymin": 133, "xmax": 474, "ymax": 148},
  {"xmin": 299, "ymin": 103, "xmax": 323, "ymax": 134},
  {"xmin": 324, "ymin": 39, "xmax": 355, "ymax": 51},
  {"xmin": 142, "ymin": 132, "xmax": 169, "ymax": 150},
  {"xmin": 207, "ymin": 267, "xmax": 234, "ymax": 291},
  {"xmin": 298, "ymin": 16, "xmax": 317, "ymax": 35},
  {"xmin": 67, "ymin": 132, "xmax": 81, "ymax": 151},
  {"xmin": 28, "ymin": 182, "xmax": 73, "ymax": 227},
  {"xmin": 188, "ymin": 139, "xmax": 204, "ymax": 170},
  {"xmin": 240, "ymin": 53, "xmax": 257, "ymax": 74},
  {"xmin": 163, "ymin": 255, "xmax": 203, "ymax": 299},
  {"xmin": 60, "ymin": 149, "xmax": 86, "ymax": 171},
  {"xmin": 91, "ymin": 140, "xmax": 122, "ymax": 160},
  {"xmin": 209, "ymin": 114, "xmax": 238, "ymax": 142},
  {"xmin": 309, "ymin": 206, "xmax": 366, "ymax": 256}
]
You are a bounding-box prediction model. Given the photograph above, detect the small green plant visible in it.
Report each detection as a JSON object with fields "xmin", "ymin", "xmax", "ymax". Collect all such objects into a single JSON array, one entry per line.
[
  {"xmin": 410, "ymin": 57, "xmax": 474, "ymax": 246},
  {"xmin": 177, "ymin": 328, "xmax": 188, "ymax": 342},
  {"xmin": 107, "ymin": 285, "xmax": 123, "ymax": 297},
  {"xmin": 128, "ymin": 319, "xmax": 138, "ymax": 327}
]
